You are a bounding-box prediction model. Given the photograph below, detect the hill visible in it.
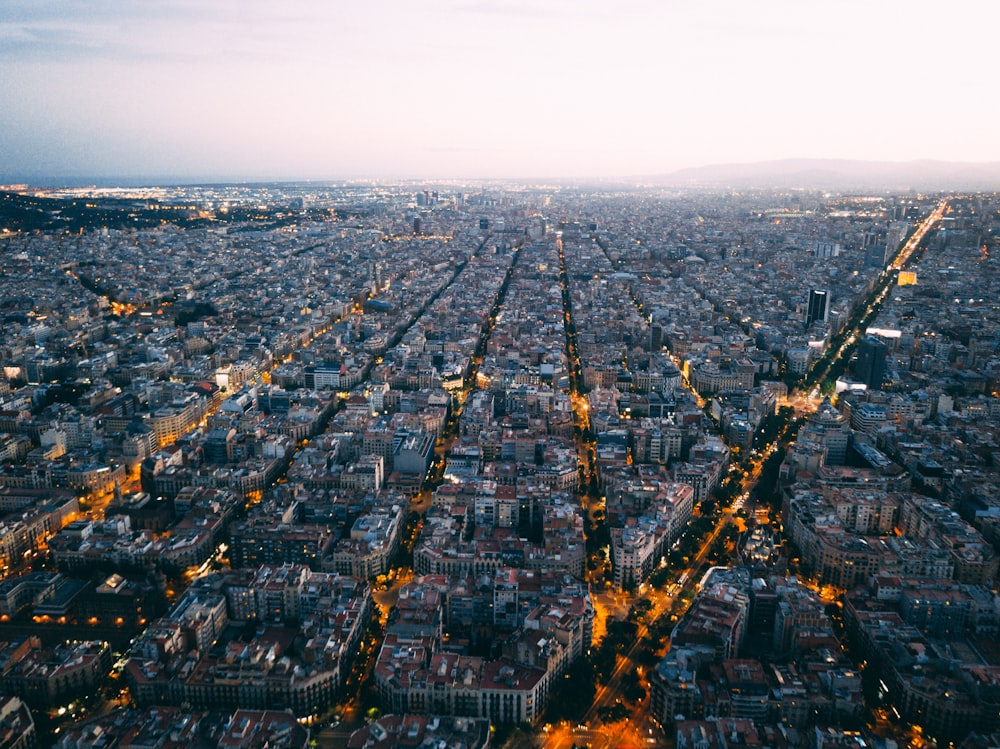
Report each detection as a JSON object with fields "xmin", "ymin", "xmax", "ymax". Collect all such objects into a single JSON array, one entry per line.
[{"xmin": 640, "ymin": 158, "xmax": 1000, "ymax": 191}]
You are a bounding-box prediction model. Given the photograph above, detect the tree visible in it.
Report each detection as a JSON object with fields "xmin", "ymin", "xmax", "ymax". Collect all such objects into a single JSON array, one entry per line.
[
  {"xmin": 598, "ymin": 703, "xmax": 630, "ymax": 722},
  {"xmin": 628, "ymin": 598, "xmax": 653, "ymax": 624},
  {"xmin": 635, "ymin": 645, "xmax": 661, "ymax": 667},
  {"xmin": 544, "ymin": 658, "xmax": 597, "ymax": 723},
  {"xmin": 622, "ymin": 670, "xmax": 646, "ymax": 704}
]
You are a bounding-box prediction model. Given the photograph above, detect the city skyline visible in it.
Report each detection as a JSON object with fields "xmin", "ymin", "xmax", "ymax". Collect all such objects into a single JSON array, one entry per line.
[
  {"xmin": 2, "ymin": 172, "xmax": 1000, "ymax": 746},
  {"xmin": 3, "ymin": 0, "xmax": 1000, "ymax": 183}
]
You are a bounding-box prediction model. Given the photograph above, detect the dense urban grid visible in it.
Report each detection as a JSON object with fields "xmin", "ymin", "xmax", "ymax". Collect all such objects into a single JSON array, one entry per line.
[{"xmin": 0, "ymin": 183, "xmax": 999, "ymax": 749}]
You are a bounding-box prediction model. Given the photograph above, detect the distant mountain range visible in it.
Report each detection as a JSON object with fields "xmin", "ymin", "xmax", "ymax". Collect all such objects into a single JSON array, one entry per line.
[{"xmin": 638, "ymin": 159, "xmax": 1000, "ymax": 191}]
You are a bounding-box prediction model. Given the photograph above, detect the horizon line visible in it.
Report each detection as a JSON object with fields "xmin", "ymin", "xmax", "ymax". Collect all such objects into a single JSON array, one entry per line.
[{"xmin": 5, "ymin": 156, "xmax": 1000, "ymax": 191}]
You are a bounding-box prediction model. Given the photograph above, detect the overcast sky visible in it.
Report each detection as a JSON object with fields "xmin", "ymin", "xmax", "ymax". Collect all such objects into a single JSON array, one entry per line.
[{"xmin": 2, "ymin": 0, "xmax": 998, "ymax": 182}]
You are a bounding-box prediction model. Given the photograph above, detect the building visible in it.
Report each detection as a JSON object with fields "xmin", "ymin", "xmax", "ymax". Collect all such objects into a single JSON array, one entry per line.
[
  {"xmin": 0, "ymin": 697, "xmax": 35, "ymax": 749},
  {"xmin": 854, "ymin": 336, "xmax": 888, "ymax": 390},
  {"xmin": 228, "ymin": 517, "xmax": 336, "ymax": 571},
  {"xmin": 610, "ymin": 484, "xmax": 693, "ymax": 589},
  {"xmin": 0, "ymin": 638, "xmax": 111, "ymax": 707},
  {"xmin": 128, "ymin": 569, "xmax": 371, "ymax": 715},
  {"xmin": 327, "ymin": 503, "xmax": 405, "ymax": 579},
  {"xmin": 802, "ymin": 398, "xmax": 851, "ymax": 465},
  {"xmin": 53, "ymin": 706, "xmax": 308, "ymax": 748},
  {"xmin": 650, "ymin": 645, "xmax": 714, "ymax": 725},
  {"xmin": 806, "ymin": 289, "xmax": 830, "ymax": 328},
  {"xmin": 671, "ymin": 583, "xmax": 749, "ymax": 661},
  {"xmin": 346, "ymin": 715, "xmax": 490, "ymax": 749}
]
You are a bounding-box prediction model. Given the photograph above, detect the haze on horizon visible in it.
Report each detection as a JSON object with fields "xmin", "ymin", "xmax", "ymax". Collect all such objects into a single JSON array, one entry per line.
[{"xmin": 2, "ymin": 0, "xmax": 999, "ymax": 184}]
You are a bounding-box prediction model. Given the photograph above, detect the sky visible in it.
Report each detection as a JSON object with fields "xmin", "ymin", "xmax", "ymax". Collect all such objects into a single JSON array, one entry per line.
[{"xmin": 1, "ymin": 0, "xmax": 999, "ymax": 182}]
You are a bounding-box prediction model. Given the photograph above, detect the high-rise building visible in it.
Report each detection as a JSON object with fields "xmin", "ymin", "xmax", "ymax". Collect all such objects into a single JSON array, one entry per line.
[
  {"xmin": 650, "ymin": 323, "xmax": 665, "ymax": 351},
  {"xmin": 865, "ymin": 242, "xmax": 891, "ymax": 269},
  {"xmin": 805, "ymin": 289, "xmax": 829, "ymax": 328},
  {"xmin": 854, "ymin": 336, "xmax": 888, "ymax": 390},
  {"xmin": 863, "ymin": 228, "xmax": 892, "ymax": 269}
]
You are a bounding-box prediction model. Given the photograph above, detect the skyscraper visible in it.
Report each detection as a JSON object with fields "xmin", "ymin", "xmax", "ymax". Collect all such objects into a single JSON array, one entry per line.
[
  {"xmin": 864, "ymin": 242, "xmax": 891, "ymax": 269},
  {"xmin": 854, "ymin": 336, "xmax": 888, "ymax": 390},
  {"xmin": 806, "ymin": 289, "xmax": 829, "ymax": 328}
]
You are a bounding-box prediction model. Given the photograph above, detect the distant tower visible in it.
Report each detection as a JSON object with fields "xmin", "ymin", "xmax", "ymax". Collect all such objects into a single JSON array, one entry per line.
[
  {"xmin": 854, "ymin": 336, "xmax": 888, "ymax": 390},
  {"xmin": 650, "ymin": 323, "xmax": 665, "ymax": 351},
  {"xmin": 806, "ymin": 289, "xmax": 829, "ymax": 328},
  {"xmin": 865, "ymin": 242, "xmax": 891, "ymax": 269},
  {"xmin": 863, "ymin": 229, "xmax": 890, "ymax": 269}
]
